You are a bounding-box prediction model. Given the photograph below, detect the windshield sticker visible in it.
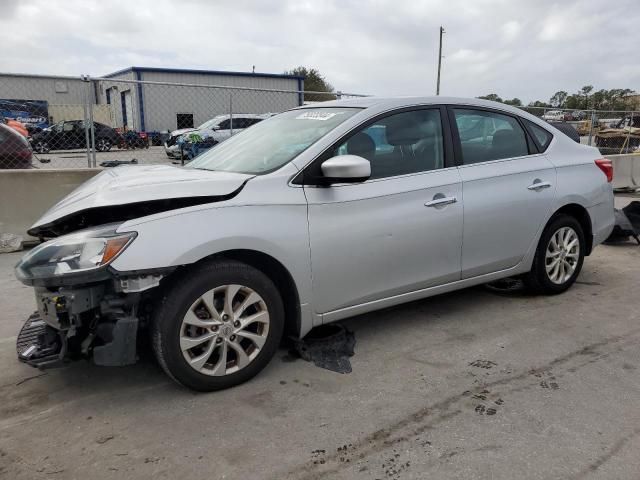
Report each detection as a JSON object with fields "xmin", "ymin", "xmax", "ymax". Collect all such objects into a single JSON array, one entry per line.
[{"xmin": 296, "ymin": 111, "xmax": 345, "ymax": 121}]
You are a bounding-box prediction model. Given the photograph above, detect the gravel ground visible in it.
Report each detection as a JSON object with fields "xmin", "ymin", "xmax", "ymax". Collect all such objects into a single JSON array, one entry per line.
[{"xmin": 0, "ymin": 196, "xmax": 638, "ymax": 480}]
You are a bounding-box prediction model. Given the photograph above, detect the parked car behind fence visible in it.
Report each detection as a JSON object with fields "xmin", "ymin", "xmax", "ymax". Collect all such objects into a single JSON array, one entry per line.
[
  {"xmin": 164, "ymin": 113, "xmax": 273, "ymax": 160},
  {"xmin": 0, "ymin": 123, "xmax": 32, "ymax": 168},
  {"xmin": 30, "ymin": 120, "xmax": 122, "ymax": 153}
]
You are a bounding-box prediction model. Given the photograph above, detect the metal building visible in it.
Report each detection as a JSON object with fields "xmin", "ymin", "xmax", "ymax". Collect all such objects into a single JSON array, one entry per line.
[
  {"xmin": 1, "ymin": 67, "xmax": 304, "ymax": 132},
  {"xmin": 96, "ymin": 67, "xmax": 304, "ymax": 132},
  {"xmin": 0, "ymin": 73, "xmax": 95, "ymax": 127}
]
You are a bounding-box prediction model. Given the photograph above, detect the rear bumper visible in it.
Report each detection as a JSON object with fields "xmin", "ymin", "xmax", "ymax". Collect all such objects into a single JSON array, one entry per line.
[{"xmin": 588, "ymin": 196, "xmax": 615, "ymax": 247}]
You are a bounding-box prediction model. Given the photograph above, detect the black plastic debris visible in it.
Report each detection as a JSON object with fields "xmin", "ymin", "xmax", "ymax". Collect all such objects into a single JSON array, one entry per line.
[
  {"xmin": 100, "ymin": 159, "xmax": 139, "ymax": 168},
  {"xmin": 291, "ymin": 324, "xmax": 356, "ymax": 374},
  {"xmin": 605, "ymin": 201, "xmax": 640, "ymax": 245},
  {"xmin": 485, "ymin": 277, "xmax": 525, "ymax": 294}
]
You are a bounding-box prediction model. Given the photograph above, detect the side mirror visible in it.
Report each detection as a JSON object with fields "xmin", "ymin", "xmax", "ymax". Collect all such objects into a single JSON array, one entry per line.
[
  {"xmin": 320, "ymin": 155, "xmax": 371, "ymax": 183},
  {"xmin": 211, "ymin": 125, "xmax": 220, "ymax": 131}
]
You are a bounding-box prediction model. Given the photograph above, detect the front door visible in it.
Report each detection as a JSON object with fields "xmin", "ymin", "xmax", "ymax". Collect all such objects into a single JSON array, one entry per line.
[
  {"xmin": 304, "ymin": 107, "xmax": 463, "ymax": 314},
  {"xmin": 60, "ymin": 121, "xmax": 81, "ymax": 149},
  {"xmin": 450, "ymin": 107, "xmax": 557, "ymax": 278}
]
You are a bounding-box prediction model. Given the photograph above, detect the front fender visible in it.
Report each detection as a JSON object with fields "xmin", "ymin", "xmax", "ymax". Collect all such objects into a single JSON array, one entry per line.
[{"xmin": 110, "ymin": 204, "xmax": 312, "ymax": 304}]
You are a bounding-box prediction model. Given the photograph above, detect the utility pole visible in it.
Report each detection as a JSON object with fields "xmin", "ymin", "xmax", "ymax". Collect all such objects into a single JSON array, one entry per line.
[{"xmin": 436, "ymin": 26, "xmax": 445, "ymax": 95}]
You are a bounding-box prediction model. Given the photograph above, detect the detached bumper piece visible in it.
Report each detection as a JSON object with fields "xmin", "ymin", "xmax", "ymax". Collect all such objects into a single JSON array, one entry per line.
[{"xmin": 17, "ymin": 312, "xmax": 66, "ymax": 369}]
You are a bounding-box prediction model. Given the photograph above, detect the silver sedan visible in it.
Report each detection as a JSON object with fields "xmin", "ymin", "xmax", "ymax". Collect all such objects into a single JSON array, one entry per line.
[{"xmin": 16, "ymin": 97, "xmax": 615, "ymax": 391}]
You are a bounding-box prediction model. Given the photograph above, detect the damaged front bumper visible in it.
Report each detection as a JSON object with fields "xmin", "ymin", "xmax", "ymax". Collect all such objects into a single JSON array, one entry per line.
[{"xmin": 17, "ymin": 272, "xmax": 166, "ymax": 370}]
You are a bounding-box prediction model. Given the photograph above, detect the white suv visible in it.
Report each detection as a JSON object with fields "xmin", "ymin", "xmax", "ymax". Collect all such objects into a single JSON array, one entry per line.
[{"xmin": 164, "ymin": 114, "xmax": 271, "ymax": 159}]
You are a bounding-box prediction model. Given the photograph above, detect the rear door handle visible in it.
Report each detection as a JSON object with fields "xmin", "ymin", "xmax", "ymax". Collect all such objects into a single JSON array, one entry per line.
[
  {"xmin": 425, "ymin": 196, "xmax": 457, "ymax": 207},
  {"xmin": 527, "ymin": 181, "xmax": 552, "ymax": 191}
]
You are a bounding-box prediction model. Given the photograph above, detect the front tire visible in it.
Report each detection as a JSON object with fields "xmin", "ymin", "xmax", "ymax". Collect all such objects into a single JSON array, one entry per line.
[
  {"xmin": 151, "ymin": 260, "xmax": 284, "ymax": 391},
  {"xmin": 33, "ymin": 141, "xmax": 50, "ymax": 153},
  {"xmin": 524, "ymin": 214, "xmax": 585, "ymax": 294}
]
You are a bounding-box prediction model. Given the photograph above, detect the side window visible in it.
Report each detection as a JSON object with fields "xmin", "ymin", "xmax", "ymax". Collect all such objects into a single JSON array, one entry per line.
[
  {"xmin": 63, "ymin": 122, "xmax": 76, "ymax": 132},
  {"xmin": 525, "ymin": 120, "xmax": 553, "ymax": 151},
  {"xmin": 453, "ymin": 109, "xmax": 529, "ymax": 164},
  {"xmin": 233, "ymin": 118, "xmax": 250, "ymax": 129},
  {"xmin": 334, "ymin": 109, "xmax": 444, "ymax": 179},
  {"xmin": 217, "ymin": 119, "xmax": 231, "ymax": 130}
]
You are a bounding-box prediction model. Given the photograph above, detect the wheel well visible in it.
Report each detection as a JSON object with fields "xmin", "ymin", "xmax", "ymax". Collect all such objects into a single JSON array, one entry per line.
[
  {"xmin": 194, "ymin": 249, "xmax": 301, "ymax": 338},
  {"xmin": 553, "ymin": 204, "xmax": 593, "ymax": 255}
]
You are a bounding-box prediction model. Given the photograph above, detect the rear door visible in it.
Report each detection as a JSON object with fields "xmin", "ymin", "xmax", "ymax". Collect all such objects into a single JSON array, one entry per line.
[{"xmin": 450, "ymin": 107, "xmax": 557, "ymax": 278}]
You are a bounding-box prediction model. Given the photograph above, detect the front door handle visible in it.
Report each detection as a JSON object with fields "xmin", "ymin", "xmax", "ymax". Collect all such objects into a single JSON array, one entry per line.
[
  {"xmin": 425, "ymin": 196, "xmax": 457, "ymax": 207},
  {"xmin": 527, "ymin": 181, "xmax": 552, "ymax": 191}
]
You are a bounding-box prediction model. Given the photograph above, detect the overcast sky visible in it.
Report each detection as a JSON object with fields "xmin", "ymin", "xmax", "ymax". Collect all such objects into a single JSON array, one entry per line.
[{"xmin": 1, "ymin": 0, "xmax": 637, "ymax": 103}]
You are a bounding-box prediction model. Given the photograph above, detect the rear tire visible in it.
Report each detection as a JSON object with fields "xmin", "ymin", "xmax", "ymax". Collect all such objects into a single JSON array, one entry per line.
[
  {"xmin": 96, "ymin": 138, "xmax": 112, "ymax": 152},
  {"xmin": 524, "ymin": 214, "xmax": 585, "ymax": 294},
  {"xmin": 151, "ymin": 260, "xmax": 284, "ymax": 391}
]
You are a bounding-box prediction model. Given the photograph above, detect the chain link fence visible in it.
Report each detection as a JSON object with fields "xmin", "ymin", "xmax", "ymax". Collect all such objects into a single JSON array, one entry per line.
[
  {"xmin": 1, "ymin": 72, "xmax": 638, "ymax": 170},
  {"xmin": 518, "ymin": 106, "xmax": 640, "ymax": 154},
  {"xmin": 0, "ymin": 73, "xmax": 366, "ymax": 169}
]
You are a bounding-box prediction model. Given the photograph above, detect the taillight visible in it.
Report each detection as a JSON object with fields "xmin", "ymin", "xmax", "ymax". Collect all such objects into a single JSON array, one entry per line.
[{"xmin": 595, "ymin": 158, "xmax": 613, "ymax": 183}]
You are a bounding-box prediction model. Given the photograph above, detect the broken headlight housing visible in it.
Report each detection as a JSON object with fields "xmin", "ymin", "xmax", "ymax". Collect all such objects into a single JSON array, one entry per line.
[{"xmin": 15, "ymin": 225, "xmax": 136, "ymax": 281}]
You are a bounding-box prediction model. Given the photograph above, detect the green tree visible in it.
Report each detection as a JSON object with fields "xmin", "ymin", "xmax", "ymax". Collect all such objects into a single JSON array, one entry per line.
[
  {"xmin": 564, "ymin": 95, "xmax": 580, "ymax": 109},
  {"xmin": 284, "ymin": 66, "xmax": 336, "ymax": 102},
  {"xmin": 608, "ymin": 88, "xmax": 634, "ymax": 110},
  {"xmin": 549, "ymin": 91, "xmax": 568, "ymax": 108},
  {"xmin": 579, "ymin": 85, "xmax": 594, "ymax": 109},
  {"xmin": 591, "ymin": 89, "xmax": 607, "ymax": 110},
  {"xmin": 504, "ymin": 98, "xmax": 522, "ymax": 106},
  {"xmin": 528, "ymin": 100, "xmax": 551, "ymax": 108},
  {"xmin": 478, "ymin": 93, "xmax": 503, "ymax": 103}
]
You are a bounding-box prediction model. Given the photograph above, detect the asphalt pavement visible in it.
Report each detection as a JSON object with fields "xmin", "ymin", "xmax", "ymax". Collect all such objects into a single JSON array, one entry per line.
[{"xmin": 0, "ymin": 197, "xmax": 638, "ymax": 479}]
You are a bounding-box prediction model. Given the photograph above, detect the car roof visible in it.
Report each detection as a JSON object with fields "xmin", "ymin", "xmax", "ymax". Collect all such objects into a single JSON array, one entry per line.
[
  {"xmin": 296, "ymin": 96, "xmax": 551, "ymax": 128},
  {"xmin": 298, "ymin": 96, "xmax": 525, "ymax": 113},
  {"xmin": 212, "ymin": 113, "xmax": 272, "ymax": 120}
]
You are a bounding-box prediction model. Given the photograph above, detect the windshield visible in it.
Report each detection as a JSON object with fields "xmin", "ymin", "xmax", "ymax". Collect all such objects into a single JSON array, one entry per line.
[
  {"xmin": 187, "ymin": 108, "xmax": 360, "ymax": 174},
  {"xmin": 198, "ymin": 116, "xmax": 225, "ymax": 130}
]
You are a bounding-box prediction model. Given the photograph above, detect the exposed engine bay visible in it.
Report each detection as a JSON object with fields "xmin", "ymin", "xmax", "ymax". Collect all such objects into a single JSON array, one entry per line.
[
  {"xmin": 18, "ymin": 273, "xmax": 166, "ymax": 369},
  {"xmin": 16, "ymin": 165, "xmax": 252, "ymax": 370}
]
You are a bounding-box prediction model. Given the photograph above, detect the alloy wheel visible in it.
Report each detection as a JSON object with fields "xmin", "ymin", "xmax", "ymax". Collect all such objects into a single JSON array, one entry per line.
[
  {"xmin": 545, "ymin": 226, "xmax": 580, "ymax": 284},
  {"xmin": 35, "ymin": 141, "xmax": 49, "ymax": 153},
  {"xmin": 179, "ymin": 284, "xmax": 270, "ymax": 376},
  {"xmin": 97, "ymin": 139, "xmax": 110, "ymax": 151}
]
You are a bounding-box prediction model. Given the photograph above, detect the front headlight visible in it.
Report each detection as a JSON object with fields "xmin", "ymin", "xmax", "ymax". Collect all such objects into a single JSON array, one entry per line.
[{"xmin": 15, "ymin": 225, "xmax": 136, "ymax": 281}]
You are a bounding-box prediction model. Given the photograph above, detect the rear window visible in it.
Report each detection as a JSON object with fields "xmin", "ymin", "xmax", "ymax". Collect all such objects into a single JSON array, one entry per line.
[{"xmin": 526, "ymin": 120, "xmax": 553, "ymax": 151}]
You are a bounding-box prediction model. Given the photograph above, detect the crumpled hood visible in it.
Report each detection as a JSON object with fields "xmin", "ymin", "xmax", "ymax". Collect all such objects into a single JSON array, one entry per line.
[{"xmin": 29, "ymin": 165, "xmax": 254, "ymax": 237}]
